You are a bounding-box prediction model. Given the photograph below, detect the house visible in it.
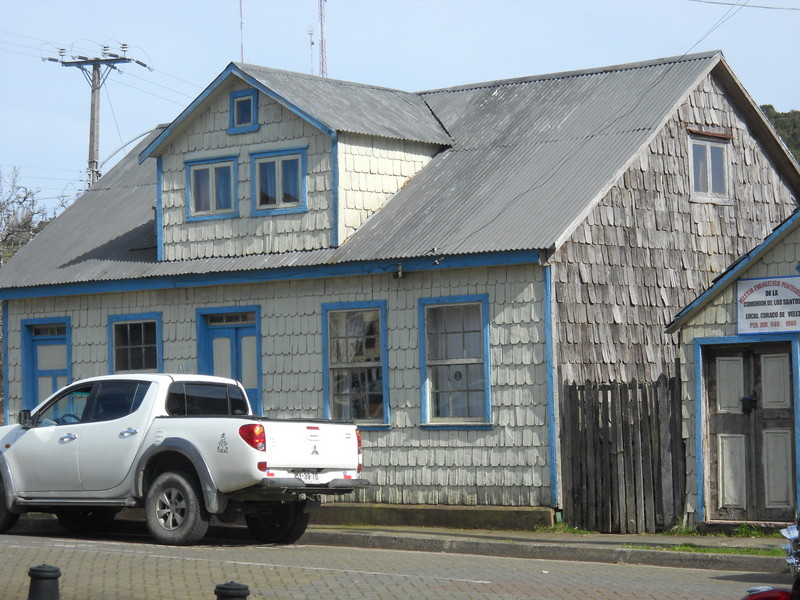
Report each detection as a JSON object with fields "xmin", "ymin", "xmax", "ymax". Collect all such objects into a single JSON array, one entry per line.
[
  {"xmin": 1, "ymin": 51, "xmax": 798, "ymax": 525},
  {"xmin": 667, "ymin": 208, "xmax": 800, "ymax": 525}
]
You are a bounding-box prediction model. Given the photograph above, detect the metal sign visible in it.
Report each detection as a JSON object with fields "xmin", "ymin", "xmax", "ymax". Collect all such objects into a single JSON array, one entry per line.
[{"xmin": 736, "ymin": 276, "xmax": 800, "ymax": 334}]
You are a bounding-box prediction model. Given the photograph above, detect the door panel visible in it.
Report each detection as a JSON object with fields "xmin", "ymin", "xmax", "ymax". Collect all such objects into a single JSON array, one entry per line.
[{"xmin": 706, "ymin": 345, "xmax": 795, "ymax": 522}]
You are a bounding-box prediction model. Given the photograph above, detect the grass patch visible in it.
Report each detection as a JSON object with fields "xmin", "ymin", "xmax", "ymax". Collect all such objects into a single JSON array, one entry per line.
[
  {"xmin": 624, "ymin": 543, "xmax": 785, "ymax": 557},
  {"xmin": 531, "ymin": 522, "xmax": 594, "ymax": 535}
]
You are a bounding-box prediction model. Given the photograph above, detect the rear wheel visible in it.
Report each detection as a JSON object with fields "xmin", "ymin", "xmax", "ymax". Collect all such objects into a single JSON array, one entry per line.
[
  {"xmin": 56, "ymin": 508, "xmax": 117, "ymax": 533},
  {"xmin": 245, "ymin": 502, "xmax": 309, "ymax": 544},
  {"xmin": 0, "ymin": 479, "xmax": 19, "ymax": 534},
  {"xmin": 145, "ymin": 470, "xmax": 209, "ymax": 546}
]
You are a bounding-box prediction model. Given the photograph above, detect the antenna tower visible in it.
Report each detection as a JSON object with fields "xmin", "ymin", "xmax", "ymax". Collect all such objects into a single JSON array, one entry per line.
[
  {"xmin": 44, "ymin": 44, "xmax": 150, "ymax": 186},
  {"xmin": 308, "ymin": 27, "xmax": 315, "ymax": 74},
  {"xmin": 318, "ymin": 0, "xmax": 327, "ymax": 77}
]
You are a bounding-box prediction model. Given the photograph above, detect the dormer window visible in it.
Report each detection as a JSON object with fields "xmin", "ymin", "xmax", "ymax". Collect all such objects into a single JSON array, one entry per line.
[
  {"xmin": 250, "ymin": 148, "xmax": 307, "ymax": 215},
  {"xmin": 186, "ymin": 156, "xmax": 238, "ymax": 221},
  {"xmin": 228, "ymin": 89, "xmax": 259, "ymax": 134},
  {"xmin": 689, "ymin": 130, "xmax": 731, "ymax": 204}
]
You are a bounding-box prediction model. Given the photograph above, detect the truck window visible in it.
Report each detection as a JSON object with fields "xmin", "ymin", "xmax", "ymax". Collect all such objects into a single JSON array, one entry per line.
[
  {"xmin": 166, "ymin": 382, "xmax": 248, "ymax": 416},
  {"xmin": 90, "ymin": 381, "xmax": 151, "ymax": 422}
]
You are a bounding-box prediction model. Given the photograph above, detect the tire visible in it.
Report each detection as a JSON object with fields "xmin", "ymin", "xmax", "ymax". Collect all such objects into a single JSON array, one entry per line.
[
  {"xmin": 245, "ymin": 502, "xmax": 310, "ymax": 544},
  {"xmin": 56, "ymin": 508, "xmax": 117, "ymax": 533},
  {"xmin": 0, "ymin": 479, "xmax": 19, "ymax": 534},
  {"xmin": 145, "ymin": 470, "xmax": 209, "ymax": 546}
]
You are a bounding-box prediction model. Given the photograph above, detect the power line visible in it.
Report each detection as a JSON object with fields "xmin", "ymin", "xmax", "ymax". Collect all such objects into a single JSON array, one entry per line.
[
  {"xmin": 43, "ymin": 43, "xmax": 151, "ymax": 186},
  {"xmin": 689, "ymin": 0, "xmax": 800, "ymax": 9}
]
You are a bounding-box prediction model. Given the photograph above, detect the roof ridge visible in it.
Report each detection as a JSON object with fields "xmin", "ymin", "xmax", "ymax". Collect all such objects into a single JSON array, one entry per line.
[{"xmin": 417, "ymin": 50, "xmax": 722, "ymax": 96}]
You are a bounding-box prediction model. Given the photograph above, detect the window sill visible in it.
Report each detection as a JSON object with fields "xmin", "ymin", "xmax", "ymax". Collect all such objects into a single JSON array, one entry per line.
[
  {"xmin": 355, "ymin": 424, "xmax": 391, "ymax": 431},
  {"xmin": 252, "ymin": 204, "xmax": 307, "ymax": 217},
  {"xmin": 689, "ymin": 195, "xmax": 734, "ymax": 206},
  {"xmin": 420, "ymin": 423, "xmax": 493, "ymax": 431},
  {"xmin": 227, "ymin": 124, "xmax": 260, "ymax": 135}
]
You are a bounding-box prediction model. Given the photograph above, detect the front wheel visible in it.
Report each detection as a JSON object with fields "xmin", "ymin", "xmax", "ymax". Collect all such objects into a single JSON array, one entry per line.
[
  {"xmin": 0, "ymin": 479, "xmax": 19, "ymax": 534},
  {"xmin": 245, "ymin": 502, "xmax": 309, "ymax": 544},
  {"xmin": 145, "ymin": 471, "xmax": 209, "ymax": 546}
]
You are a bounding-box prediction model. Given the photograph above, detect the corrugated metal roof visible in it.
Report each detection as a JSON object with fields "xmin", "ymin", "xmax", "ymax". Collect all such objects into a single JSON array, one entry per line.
[
  {"xmin": 237, "ymin": 63, "xmax": 452, "ymax": 145},
  {"xmin": 5, "ymin": 51, "xmax": 775, "ymax": 294},
  {"xmin": 332, "ymin": 53, "xmax": 720, "ymax": 261}
]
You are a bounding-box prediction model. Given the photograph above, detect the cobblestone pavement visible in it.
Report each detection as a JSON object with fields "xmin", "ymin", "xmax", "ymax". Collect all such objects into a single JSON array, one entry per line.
[{"xmin": 0, "ymin": 529, "xmax": 792, "ymax": 600}]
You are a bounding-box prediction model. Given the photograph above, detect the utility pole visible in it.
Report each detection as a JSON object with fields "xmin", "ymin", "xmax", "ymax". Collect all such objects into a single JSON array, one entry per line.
[{"xmin": 44, "ymin": 44, "xmax": 150, "ymax": 186}]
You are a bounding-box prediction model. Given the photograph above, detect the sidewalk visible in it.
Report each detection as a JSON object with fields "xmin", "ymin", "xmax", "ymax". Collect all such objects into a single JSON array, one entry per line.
[{"xmin": 14, "ymin": 509, "xmax": 792, "ymax": 574}]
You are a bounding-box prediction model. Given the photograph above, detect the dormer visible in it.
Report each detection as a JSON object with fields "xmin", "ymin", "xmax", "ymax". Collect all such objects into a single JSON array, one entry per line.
[{"xmin": 139, "ymin": 63, "xmax": 450, "ymax": 262}]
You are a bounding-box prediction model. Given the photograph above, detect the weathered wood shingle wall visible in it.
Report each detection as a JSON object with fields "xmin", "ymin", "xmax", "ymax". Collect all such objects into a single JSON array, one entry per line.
[
  {"xmin": 553, "ymin": 73, "xmax": 797, "ymax": 385},
  {"xmin": 4, "ymin": 263, "xmax": 552, "ymax": 507}
]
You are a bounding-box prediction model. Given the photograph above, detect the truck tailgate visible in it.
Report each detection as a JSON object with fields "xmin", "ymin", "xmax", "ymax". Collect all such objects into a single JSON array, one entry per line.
[{"xmin": 261, "ymin": 420, "xmax": 359, "ymax": 470}]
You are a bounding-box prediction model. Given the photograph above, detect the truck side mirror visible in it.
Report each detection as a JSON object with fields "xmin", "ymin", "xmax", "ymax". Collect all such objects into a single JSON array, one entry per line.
[{"xmin": 17, "ymin": 410, "xmax": 33, "ymax": 429}]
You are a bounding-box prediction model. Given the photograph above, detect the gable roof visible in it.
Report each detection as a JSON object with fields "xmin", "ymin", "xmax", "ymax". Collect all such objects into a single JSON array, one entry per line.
[
  {"xmin": 141, "ymin": 62, "xmax": 451, "ymax": 161},
  {"xmin": 2, "ymin": 51, "xmax": 799, "ymax": 296},
  {"xmin": 333, "ymin": 51, "xmax": 800, "ymax": 261},
  {"xmin": 665, "ymin": 207, "xmax": 800, "ymax": 334}
]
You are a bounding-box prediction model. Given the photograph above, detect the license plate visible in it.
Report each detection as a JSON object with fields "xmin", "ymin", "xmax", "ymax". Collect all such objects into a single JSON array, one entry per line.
[{"xmin": 296, "ymin": 471, "xmax": 320, "ymax": 483}]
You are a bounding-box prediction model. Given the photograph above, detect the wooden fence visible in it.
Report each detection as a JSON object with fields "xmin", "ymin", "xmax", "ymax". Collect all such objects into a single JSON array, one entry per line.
[{"xmin": 560, "ymin": 375, "xmax": 685, "ymax": 533}]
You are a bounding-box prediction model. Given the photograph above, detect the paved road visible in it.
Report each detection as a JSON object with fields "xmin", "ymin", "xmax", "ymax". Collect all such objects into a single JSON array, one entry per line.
[{"xmin": 0, "ymin": 528, "xmax": 792, "ymax": 600}]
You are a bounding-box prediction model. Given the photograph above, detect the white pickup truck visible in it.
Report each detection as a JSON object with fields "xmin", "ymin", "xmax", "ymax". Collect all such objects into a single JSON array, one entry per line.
[{"xmin": 0, "ymin": 373, "xmax": 366, "ymax": 545}]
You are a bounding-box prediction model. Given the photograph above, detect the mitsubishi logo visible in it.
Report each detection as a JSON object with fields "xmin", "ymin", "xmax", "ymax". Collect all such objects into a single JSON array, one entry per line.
[{"xmin": 311, "ymin": 444, "xmax": 319, "ymax": 455}]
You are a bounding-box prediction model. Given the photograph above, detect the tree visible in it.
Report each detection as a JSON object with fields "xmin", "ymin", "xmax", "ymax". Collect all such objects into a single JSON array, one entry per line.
[{"xmin": 761, "ymin": 105, "xmax": 800, "ymax": 163}]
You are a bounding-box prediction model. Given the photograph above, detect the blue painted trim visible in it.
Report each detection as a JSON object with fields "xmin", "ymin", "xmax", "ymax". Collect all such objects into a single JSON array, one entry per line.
[
  {"xmin": 0, "ymin": 250, "xmax": 542, "ymax": 301},
  {"xmin": 668, "ymin": 210, "xmax": 800, "ymax": 333},
  {"xmin": 692, "ymin": 333, "xmax": 800, "ymax": 523},
  {"xmin": 321, "ymin": 300, "xmax": 390, "ymax": 425},
  {"xmin": 249, "ymin": 147, "xmax": 308, "ymax": 216},
  {"xmin": 331, "ymin": 135, "xmax": 339, "ymax": 247},
  {"xmin": 419, "ymin": 425, "xmax": 494, "ymax": 431},
  {"xmin": 418, "ymin": 294, "xmax": 491, "ymax": 425},
  {"xmin": 139, "ymin": 63, "xmax": 334, "ymax": 163},
  {"xmin": 195, "ymin": 305, "xmax": 263, "ymax": 414},
  {"xmin": 156, "ymin": 156, "xmax": 164, "ymax": 262},
  {"xmin": 227, "ymin": 89, "xmax": 259, "ymax": 134},
  {"xmin": 20, "ymin": 317, "xmax": 72, "ymax": 410},
  {"xmin": 185, "ymin": 155, "xmax": 239, "ymax": 222},
  {"xmin": 2, "ymin": 301, "xmax": 8, "ymax": 423},
  {"xmin": 107, "ymin": 312, "xmax": 164, "ymax": 374},
  {"xmin": 544, "ymin": 264, "xmax": 558, "ymax": 508}
]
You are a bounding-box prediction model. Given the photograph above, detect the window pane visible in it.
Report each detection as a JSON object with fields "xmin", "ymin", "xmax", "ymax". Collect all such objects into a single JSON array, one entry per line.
[
  {"xmin": 234, "ymin": 97, "xmax": 252, "ymax": 126},
  {"xmin": 192, "ymin": 168, "xmax": 211, "ymax": 212},
  {"xmin": 258, "ymin": 161, "xmax": 277, "ymax": 205},
  {"xmin": 215, "ymin": 166, "xmax": 232, "ymax": 210},
  {"xmin": 114, "ymin": 321, "xmax": 157, "ymax": 372},
  {"xmin": 710, "ymin": 145, "xmax": 726, "ymax": 195},
  {"xmin": 692, "ymin": 144, "xmax": 708, "ymax": 193},
  {"xmin": 282, "ymin": 158, "xmax": 300, "ymax": 203}
]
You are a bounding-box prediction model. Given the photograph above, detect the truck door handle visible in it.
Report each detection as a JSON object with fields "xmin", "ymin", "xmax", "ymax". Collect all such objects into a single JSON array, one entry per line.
[
  {"xmin": 119, "ymin": 428, "xmax": 138, "ymax": 438},
  {"xmin": 60, "ymin": 433, "xmax": 78, "ymax": 442}
]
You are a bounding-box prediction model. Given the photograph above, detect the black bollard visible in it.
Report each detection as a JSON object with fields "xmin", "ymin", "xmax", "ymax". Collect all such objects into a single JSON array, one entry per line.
[
  {"xmin": 27, "ymin": 564, "xmax": 61, "ymax": 600},
  {"xmin": 214, "ymin": 581, "xmax": 250, "ymax": 599}
]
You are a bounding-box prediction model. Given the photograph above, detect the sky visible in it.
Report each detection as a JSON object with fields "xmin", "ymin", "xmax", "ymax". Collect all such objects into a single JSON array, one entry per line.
[{"xmin": 1, "ymin": 0, "xmax": 799, "ymax": 212}]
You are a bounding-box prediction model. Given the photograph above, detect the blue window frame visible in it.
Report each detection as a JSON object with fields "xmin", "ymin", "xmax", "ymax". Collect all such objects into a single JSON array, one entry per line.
[
  {"xmin": 108, "ymin": 313, "xmax": 163, "ymax": 373},
  {"xmin": 228, "ymin": 89, "xmax": 259, "ymax": 134},
  {"xmin": 250, "ymin": 148, "xmax": 307, "ymax": 216},
  {"xmin": 322, "ymin": 301, "xmax": 389, "ymax": 426},
  {"xmin": 185, "ymin": 156, "xmax": 238, "ymax": 221},
  {"xmin": 419, "ymin": 295, "xmax": 492, "ymax": 428}
]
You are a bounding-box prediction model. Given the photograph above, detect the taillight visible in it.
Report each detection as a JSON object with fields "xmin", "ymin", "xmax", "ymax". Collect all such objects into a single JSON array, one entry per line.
[
  {"xmin": 357, "ymin": 428, "xmax": 363, "ymax": 473},
  {"xmin": 239, "ymin": 424, "xmax": 266, "ymax": 451}
]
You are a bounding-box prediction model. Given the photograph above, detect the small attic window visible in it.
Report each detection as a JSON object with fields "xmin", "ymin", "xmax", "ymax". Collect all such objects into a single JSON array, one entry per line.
[
  {"xmin": 228, "ymin": 89, "xmax": 259, "ymax": 134},
  {"xmin": 689, "ymin": 130, "xmax": 732, "ymax": 205}
]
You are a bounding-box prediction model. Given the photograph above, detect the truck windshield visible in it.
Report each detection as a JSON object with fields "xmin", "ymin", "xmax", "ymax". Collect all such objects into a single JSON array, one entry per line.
[{"xmin": 166, "ymin": 382, "xmax": 248, "ymax": 416}]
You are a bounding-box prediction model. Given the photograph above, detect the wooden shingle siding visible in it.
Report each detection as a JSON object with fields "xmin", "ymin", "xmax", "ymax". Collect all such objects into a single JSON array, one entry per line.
[
  {"xmin": 160, "ymin": 81, "xmax": 334, "ymax": 260},
  {"xmin": 554, "ymin": 73, "xmax": 796, "ymax": 385},
  {"xmin": 3, "ymin": 263, "xmax": 550, "ymax": 506},
  {"xmin": 338, "ymin": 133, "xmax": 438, "ymax": 243}
]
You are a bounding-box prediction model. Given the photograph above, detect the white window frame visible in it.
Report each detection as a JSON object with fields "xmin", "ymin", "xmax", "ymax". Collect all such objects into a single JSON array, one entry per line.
[
  {"xmin": 185, "ymin": 156, "xmax": 237, "ymax": 220},
  {"xmin": 690, "ymin": 134, "xmax": 731, "ymax": 204},
  {"xmin": 250, "ymin": 148, "xmax": 307, "ymax": 215}
]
